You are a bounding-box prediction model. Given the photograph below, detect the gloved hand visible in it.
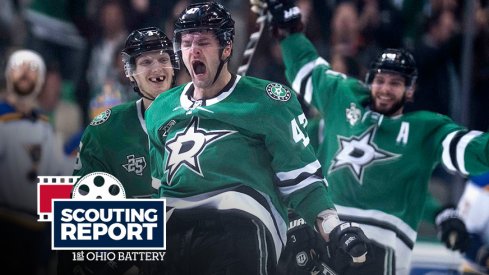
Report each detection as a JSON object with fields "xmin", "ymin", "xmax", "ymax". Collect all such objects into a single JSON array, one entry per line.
[
  {"xmin": 328, "ymin": 222, "xmax": 369, "ymax": 273},
  {"xmin": 435, "ymin": 207, "xmax": 470, "ymax": 252},
  {"xmin": 249, "ymin": 0, "xmax": 303, "ymax": 37},
  {"xmin": 277, "ymin": 213, "xmax": 334, "ymax": 275}
]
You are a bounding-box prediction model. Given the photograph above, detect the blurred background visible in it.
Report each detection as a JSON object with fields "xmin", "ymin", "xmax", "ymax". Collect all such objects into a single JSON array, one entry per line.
[{"xmin": 0, "ymin": 0, "xmax": 487, "ymax": 273}]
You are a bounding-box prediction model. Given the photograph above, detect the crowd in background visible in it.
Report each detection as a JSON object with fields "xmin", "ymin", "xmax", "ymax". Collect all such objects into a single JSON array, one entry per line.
[{"xmin": 1, "ymin": 0, "xmax": 488, "ymax": 239}]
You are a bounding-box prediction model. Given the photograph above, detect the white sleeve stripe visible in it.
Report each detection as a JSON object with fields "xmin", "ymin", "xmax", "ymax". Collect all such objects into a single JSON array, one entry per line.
[
  {"xmin": 276, "ymin": 160, "xmax": 322, "ymax": 181},
  {"xmin": 442, "ymin": 131, "xmax": 459, "ymax": 172},
  {"xmin": 304, "ymin": 77, "xmax": 313, "ymax": 104},
  {"xmin": 278, "ymin": 176, "xmax": 325, "ymax": 196},
  {"xmin": 292, "ymin": 57, "xmax": 329, "ymax": 96},
  {"xmin": 457, "ymin": 130, "xmax": 483, "ymax": 175}
]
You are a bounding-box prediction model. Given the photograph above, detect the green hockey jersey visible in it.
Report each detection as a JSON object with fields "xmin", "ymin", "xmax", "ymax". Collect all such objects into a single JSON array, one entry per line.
[
  {"xmin": 146, "ymin": 75, "xmax": 335, "ymax": 258},
  {"xmin": 73, "ymin": 99, "xmax": 156, "ymax": 198},
  {"xmin": 280, "ymin": 33, "xmax": 489, "ymax": 271}
]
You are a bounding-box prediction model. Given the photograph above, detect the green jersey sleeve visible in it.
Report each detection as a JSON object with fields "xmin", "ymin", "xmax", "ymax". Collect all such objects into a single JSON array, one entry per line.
[
  {"xmin": 72, "ymin": 127, "xmax": 111, "ymax": 177},
  {"xmin": 280, "ymin": 33, "xmax": 369, "ymax": 116},
  {"xmin": 259, "ymin": 82, "xmax": 335, "ymax": 225}
]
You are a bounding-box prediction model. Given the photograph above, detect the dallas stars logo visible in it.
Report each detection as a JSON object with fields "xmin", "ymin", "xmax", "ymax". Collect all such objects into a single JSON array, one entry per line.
[
  {"xmin": 164, "ymin": 117, "xmax": 236, "ymax": 183},
  {"xmin": 329, "ymin": 127, "xmax": 399, "ymax": 183}
]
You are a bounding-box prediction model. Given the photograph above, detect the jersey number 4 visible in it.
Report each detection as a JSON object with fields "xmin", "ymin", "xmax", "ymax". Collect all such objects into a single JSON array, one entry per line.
[{"xmin": 291, "ymin": 114, "xmax": 310, "ymax": 147}]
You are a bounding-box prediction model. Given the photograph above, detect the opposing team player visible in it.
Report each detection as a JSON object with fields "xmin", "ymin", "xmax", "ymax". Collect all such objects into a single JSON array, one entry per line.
[
  {"xmin": 457, "ymin": 172, "xmax": 489, "ymax": 274},
  {"xmin": 251, "ymin": 0, "xmax": 489, "ymax": 274},
  {"xmin": 0, "ymin": 49, "xmax": 72, "ymax": 275},
  {"xmin": 57, "ymin": 27, "xmax": 179, "ymax": 275},
  {"xmin": 144, "ymin": 2, "xmax": 370, "ymax": 274}
]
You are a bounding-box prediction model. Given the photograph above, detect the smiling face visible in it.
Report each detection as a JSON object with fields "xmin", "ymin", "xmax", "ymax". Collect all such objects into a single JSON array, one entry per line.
[
  {"xmin": 179, "ymin": 30, "xmax": 231, "ymax": 90},
  {"xmin": 131, "ymin": 51, "xmax": 174, "ymax": 99},
  {"xmin": 370, "ymin": 72, "xmax": 413, "ymax": 116}
]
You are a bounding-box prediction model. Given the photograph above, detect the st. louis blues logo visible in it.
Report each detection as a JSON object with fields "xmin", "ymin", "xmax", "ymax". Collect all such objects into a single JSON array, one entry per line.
[{"xmin": 164, "ymin": 117, "xmax": 236, "ymax": 183}]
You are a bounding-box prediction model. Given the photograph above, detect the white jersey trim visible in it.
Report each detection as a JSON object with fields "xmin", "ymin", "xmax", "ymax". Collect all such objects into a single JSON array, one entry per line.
[
  {"xmin": 165, "ymin": 187, "xmax": 287, "ymax": 261},
  {"xmin": 136, "ymin": 99, "xmax": 147, "ymax": 135},
  {"xmin": 179, "ymin": 75, "xmax": 241, "ymax": 110},
  {"xmin": 335, "ymin": 205, "xmax": 417, "ymax": 243},
  {"xmin": 442, "ymin": 131, "xmax": 459, "ymax": 172},
  {"xmin": 291, "ymin": 57, "xmax": 329, "ymax": 104},
  {"xmin": 278, "ymin": 176, "xmax": 326, "ymax": 196},
  {"xmin": 151, "ymin": 177, "xmax": 161, "ymax": 190},
  {"xmin": 457, "ymin": 130, "xmax": 483, "ymax": 175},
  {"xmin": 276, "ymin": 160, "xmax": 321, "ymax": 181},
  {"xmin": 442, "ymin": 130, "xmax": 483, "ymax": 174}
]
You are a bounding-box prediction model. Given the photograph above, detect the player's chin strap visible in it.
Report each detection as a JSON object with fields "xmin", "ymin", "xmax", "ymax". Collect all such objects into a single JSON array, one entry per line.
[
  {"xmin": 132, "ymin": 82, "xmax": 156, "ymax": 101},
  {"xmin": 212, "ymin": 49, "xmax": 231, "ymax": 85}
]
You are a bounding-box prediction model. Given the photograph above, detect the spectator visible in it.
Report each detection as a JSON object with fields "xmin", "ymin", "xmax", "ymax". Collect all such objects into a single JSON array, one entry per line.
[{"xmin": 0, "ymin": 49, "xmax": 73, "ymax": 275}]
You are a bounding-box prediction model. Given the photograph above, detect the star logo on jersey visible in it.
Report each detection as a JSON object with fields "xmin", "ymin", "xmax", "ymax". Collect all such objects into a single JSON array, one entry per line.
[
  {"xmin": 164, "ymin": 117, "xmax": 236, "ymax": 183},
  {"xmin": 329, "ymin": 127, "xmax": 399, "ymax": 183},
  {"xmin": 266, "ymin": 83, "xmax": 291, "ymax": 101}
]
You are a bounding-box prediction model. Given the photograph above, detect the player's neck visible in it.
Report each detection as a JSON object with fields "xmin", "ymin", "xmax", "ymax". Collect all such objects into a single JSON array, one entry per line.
[{"xmin": 193, "ymin": 70, "xmax": 232, "ymax": 100}]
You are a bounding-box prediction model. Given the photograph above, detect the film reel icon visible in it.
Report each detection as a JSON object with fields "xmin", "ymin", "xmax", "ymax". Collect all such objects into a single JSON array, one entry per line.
[{"xmin": 72, "ymin": 172, "xmax": 126, "ymax": 200}]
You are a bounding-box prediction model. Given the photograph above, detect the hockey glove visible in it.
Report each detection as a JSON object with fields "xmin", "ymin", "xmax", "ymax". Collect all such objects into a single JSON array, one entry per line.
[
  {"xmin": 328, "ymin": 222, "xmax": 369, "ymax": 273},
  {"xmin": 277, "ymin": 213, "xmax": 333, "ymax": 275},
  {"xmin": 435, "ymin": 207, "xmax": 470, "ymax": 252},
  {"xmin": 266, "ymin": 0, "xmax": 301, "ymax": 28}
]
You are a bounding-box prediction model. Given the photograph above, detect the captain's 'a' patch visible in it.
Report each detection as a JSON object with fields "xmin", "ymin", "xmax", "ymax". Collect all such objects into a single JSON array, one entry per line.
[
  {"xmin": 265, "ymin": 83, "xmax": 291, "ymax": 102},
  {"xmin": 90, "ymin": 109, "xmax": 111, "ymax": 126}
]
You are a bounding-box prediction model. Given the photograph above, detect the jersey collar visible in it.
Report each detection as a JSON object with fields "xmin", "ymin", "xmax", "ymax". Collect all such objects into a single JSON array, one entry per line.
[{"xmin": 179, "ymin": 75, "xmax": 241, "ymax": 110}]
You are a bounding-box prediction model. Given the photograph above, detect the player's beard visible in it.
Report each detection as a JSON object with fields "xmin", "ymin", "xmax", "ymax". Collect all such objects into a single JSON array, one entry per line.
[
  {"xmin": 12, "ymin": 77, "xmax": 36, "ymax": 96},
  {"xmin": 372, "ymin": 93, "xmax": 406, "ymax": 116}
]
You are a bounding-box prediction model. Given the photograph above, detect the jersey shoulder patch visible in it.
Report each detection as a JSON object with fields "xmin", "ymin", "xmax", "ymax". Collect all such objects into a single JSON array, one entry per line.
[
  {"xmin": 265, "ymin": 82, "xmax": 292, "ymax": 102},
  {"xmin": 90, "ymin": 109, "xmax": 111, "ymax": 126}
]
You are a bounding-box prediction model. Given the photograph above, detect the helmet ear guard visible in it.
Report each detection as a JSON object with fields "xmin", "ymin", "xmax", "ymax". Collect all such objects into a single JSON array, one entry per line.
[{"xmin": 365, "ymin": 48, "xmax": 418, "ymax": 88}]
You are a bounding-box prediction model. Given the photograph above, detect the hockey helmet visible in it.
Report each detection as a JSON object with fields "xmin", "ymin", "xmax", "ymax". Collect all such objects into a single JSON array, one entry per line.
[
  {"xmin": 173, "ymin": 1, "xmax": 235, "ymax": 52},
  {"xmin": 365, "ymin": 48, "xmax": 418, "ymax": 87},
  {"xmin": 121, "ymin": 26, "xmax": 179, "ymax": 77}
]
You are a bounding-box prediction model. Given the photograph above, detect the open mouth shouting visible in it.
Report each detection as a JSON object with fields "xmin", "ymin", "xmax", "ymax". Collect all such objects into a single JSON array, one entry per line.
[{"xmin": 192, "ymin": 60, "xmax": 207, "ymax": 77}]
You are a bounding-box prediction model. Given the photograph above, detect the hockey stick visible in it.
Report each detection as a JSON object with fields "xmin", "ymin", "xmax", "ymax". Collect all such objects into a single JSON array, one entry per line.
[{"xmin": 237, "ymin": 6, "xmax": 268, "ymax": 76}]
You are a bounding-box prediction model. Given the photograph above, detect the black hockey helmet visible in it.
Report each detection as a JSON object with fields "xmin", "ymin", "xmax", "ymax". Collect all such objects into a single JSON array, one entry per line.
[
  {"xmin": 173, "ymin": 2, "xmax": 235, "ymax": 49},
  {"xmin": 365, "ymin": 48, "xmax": 418, "ymax": 87},
  {"xmin": 122, "ymin": 26, "xmax": 179, "ymax": 77}
]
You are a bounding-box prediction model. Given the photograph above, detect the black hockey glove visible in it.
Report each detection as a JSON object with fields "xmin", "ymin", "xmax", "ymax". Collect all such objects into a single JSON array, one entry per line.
[
  {"xmin": 328, "ymin": 222, "xmax": 369, "ymax": 273},
  {"xmin": 435, "ymin": 207, "xmax": 470, "ymax": 252},
  {"xmin": 277, "ymin": 213, "xmax": 334, "ymax": 275},
  {"xmin": 266, "ymin": 0, "xmax": 301, "ymax": 29}
]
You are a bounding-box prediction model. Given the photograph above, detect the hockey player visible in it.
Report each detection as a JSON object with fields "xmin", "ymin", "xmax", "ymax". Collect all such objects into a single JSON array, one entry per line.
[
  {"xmin": 250, "ymin": 0, "xmax": 489, "ymax": 274},
  {"xmin": 0, "ymin": 49, "xmax": 72, "ymax": 275},
  {"xmin": 457, "ymin": 172, "xmax": 489, "ymax": 274},
  {"xmin": 71, "ymin": 26, "xmax": 178, "ymax": 197},
  {"xmin": 144, "ymin": 2, "xmax": 370, "ymax": 274},
  {"xmin": 57, "ymin": 27, "xmax": 179, "ymax": 275}
]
